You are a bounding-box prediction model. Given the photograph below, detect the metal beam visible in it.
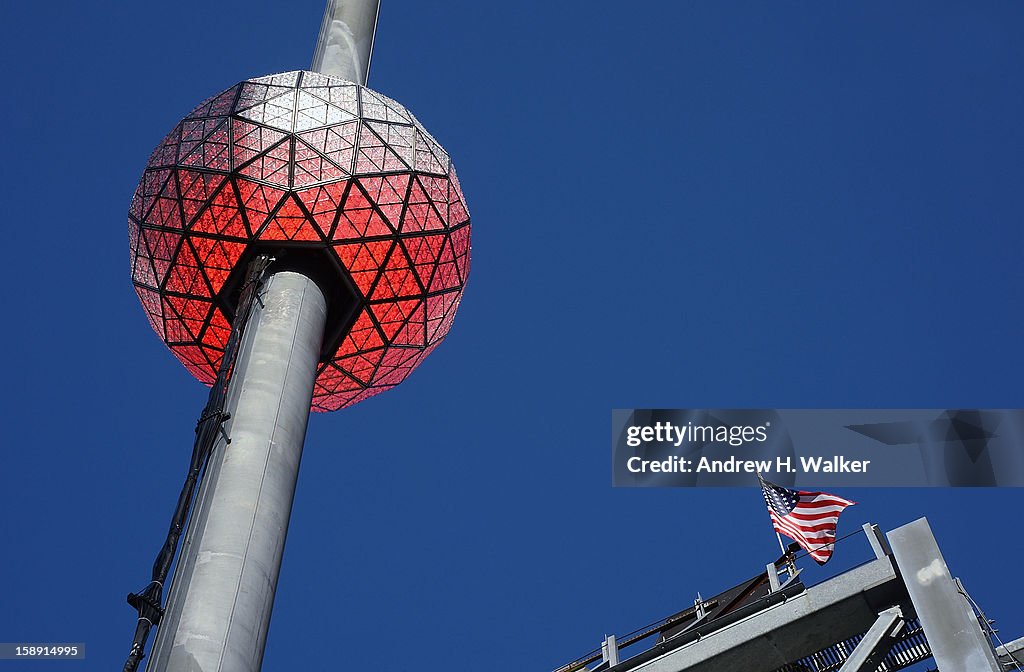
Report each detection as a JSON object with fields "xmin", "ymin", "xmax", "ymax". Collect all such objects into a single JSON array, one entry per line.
[
  {"xmin": 603, "ymin": 635, "xmax": 620, "ymax": 666},
  {"xmin": 997, "ymin": 636, "xmax": 1024, "ymax": 669},
  {"xmin": 837, "ymin": 607, "xmax": 904, "ymax": 672},
  {"xmin": 147, "ymin": 271, "xmax": 327, "ymax": 672},
  {"xmin": 311, "ymin": 0, "xmax": 381, "ymax": 85},
  {"xmin": 610, "ymin": 557, "xmax": 905, "ymax": 672},
  {"xmin": 862, "ymin": 522, "xmax": 891, "ymax": 560},
  {"xmin": 765, "ymin": 563, "xmax": 781, "ymax": 593},
  {"xmin": 887, "ymin": 518, "xmax": 1002, "ymax": 672}
]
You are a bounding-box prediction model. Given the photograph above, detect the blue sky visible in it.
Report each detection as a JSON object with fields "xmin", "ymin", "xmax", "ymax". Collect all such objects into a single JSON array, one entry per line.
[{"xmin": 1, "ymin": 1, "xmax": 1022, "ymax": 670}]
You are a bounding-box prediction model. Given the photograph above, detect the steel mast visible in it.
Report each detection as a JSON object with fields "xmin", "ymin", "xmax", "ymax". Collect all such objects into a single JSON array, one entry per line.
[{"xmin": 144, "ymin": 3, "xmax": 380, "ymax": 671}]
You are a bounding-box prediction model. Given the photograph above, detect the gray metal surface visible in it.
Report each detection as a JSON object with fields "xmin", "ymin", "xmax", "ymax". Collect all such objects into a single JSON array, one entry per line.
[
  {"xmin": 766, "ymin": 563, "xmax": 781, "ymax": 592},
  {"xmin": 997, "ymin": 636, "xmax": 1024, "ymax": 668},
  {"xmin": 311, "ymin": 0, "xmax": 380, "ymax": 85},
  {"xmin": 769, "ymin": 617, "xmax": 933, "ymax": 672},
  {"xmin": 561, "ymin": 518, "xmax": 1021, "ymax": 672},
  {"xmin": 147, "ymin": 271, "xmax": 327, "ymax": 672},
  {"xmin": 836, "ymin": 607, "xmax": 903, "ymax": 672},
  {"xmin": 863, "ymin": 523, "xmax": 891, "ymax": 560},
  {"xmin": 887, "ymin": 517, "xmax": 1001, "ymax": 672},
  {"xmin": 603, "ymin": 636, "xmax": 619, "ymax": 666},
  {"xmin": 617, "ymin": 556, "xmax": 905, "ymax": 672}
]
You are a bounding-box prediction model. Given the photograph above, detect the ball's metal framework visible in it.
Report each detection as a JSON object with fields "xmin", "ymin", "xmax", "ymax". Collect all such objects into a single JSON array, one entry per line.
[{"xmin": 122, "ymin": 2, "xmax": 470, "ymax": 670}]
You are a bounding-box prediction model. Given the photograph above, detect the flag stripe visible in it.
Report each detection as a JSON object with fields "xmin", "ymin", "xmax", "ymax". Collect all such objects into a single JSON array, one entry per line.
[
  {"xmin": 786, "ymin": 504, "xmax": 851, "ymax": 520},
  {"xmin": 775, "ymin": 518, "xmax": 844, "ymax": 534},
  {"xmin": 770, "ymin": 513, "xmax": 837, "ymax": 535},
  {"xmin": 772, "ymin": 520, "xmax": 837, "ymax": 544},
  {"xmin": 773, "ymin": 522, "xmax": 835, "ymax": 558},
  {"xmin": 770, "ymin": 514, "xmax": 836, "ymax": 542}
]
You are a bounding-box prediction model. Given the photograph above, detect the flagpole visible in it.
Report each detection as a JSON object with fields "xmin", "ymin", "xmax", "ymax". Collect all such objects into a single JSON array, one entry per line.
[
  {"xmin": 772, "ymin": 509, "xmax": 795, "ymax": 579},
  {"xmin": 775, "ymin": 531, "xmax": 787, "ymax": 556}
]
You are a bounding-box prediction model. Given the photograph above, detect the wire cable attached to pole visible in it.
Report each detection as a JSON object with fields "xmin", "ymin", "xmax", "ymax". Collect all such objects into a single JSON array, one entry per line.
[
  {"xmin": 955, "ymin": 577, "xmax": 1024, "ymax": 672},
  {"xmin": 122, "ymin": 255, "xmax": 273, "ymax": 672}
]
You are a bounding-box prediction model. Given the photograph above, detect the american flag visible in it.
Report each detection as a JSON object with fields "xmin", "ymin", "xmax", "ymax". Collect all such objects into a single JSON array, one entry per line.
[{"xmin": 758, "ymin": 474, "xmax": 855, "ymax": 565}]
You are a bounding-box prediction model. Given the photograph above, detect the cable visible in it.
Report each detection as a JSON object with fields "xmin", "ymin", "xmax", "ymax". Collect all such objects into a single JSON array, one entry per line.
[{"xmin": 955, "ymin": 578, "xmax": 1024, "ymax": 672}]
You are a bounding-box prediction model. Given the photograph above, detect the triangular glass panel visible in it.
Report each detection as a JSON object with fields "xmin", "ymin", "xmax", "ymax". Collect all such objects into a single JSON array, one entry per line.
[
  {"xmin": 296, "ymin": 182, "xmax": 347, "ymax": 238},
  {"xmin": 355, "ymin": 124, "xmax": 409, "ymax": 174},
  {"xmin": 170, "ymin": 345, "xmax": 216, "ymax": 384},
  {"xmin": 299, "ymin": 72, "xmax": 337, "ymax": 89},
  {"xmin": 333, "ymin": 349, "xmax": 384, "ymax": 385},
  {"xmin": 324, "ymin": 85, "xmax": 360, "ymax": 117},
  {"xmin": 181, "ymin": 124, "xmax": 231, "ymax": 171},
  {"xmin": 293, "ymin": 141, "xmax": 347, "ymax": 187},
  {"xmin": 165, "ymin": 242, "xmax": 211, "ymax": 297},
  {"xmin": 261, "ymin": 90, "xmax": 298, "ymax": 132},
  {"xmin": 259, "ymin": 195, "xmax": 320, "ymax": 241},
  {"xmin": 334, "ymin": 308, "xmax": 385, "ymax": 356},
  {"xmin": 178, "ymin": 117, "xmax": 226, "ymax": 162},
  {"xmin": 202, "ymin": 309, "xmax": 232, "ymax": 351},
  {"xmin": 238, "ymin": 140, "xmax": 292, "ymax": 187},
  {"xmin": 297, "ymin": 122, "xmax": 357, "ymax": 175},
  {"xmin": 294, "ymin": 91, "xmax": 331, "ymax": 132},
  {"xmin": 392, "ymin": 301, "xmax": 426, "ymax": 347},
  {"xmin": 370, "ymin": 299, "xmax": 420, "ymax": 340},
  {"xmin": 135, "ymin": 286, "xmax": 165, "ymax": 337},
  {"xmin": 141, "ymin": 168, "xmax": 174, "ymax": 221},
  {"xmin": 142, "ymin": 228, "xmax": 181, "ymax": 285},
  {"xmin": 251, "ymin": 72, "xmax": 300, "ymax": 88},
  {"xmin": 178, "ymin": 170, "xmax": 227, "ymax": 226},
  {"xmin": 186, "ymin": 85, "xmax": 239, "ymax": 119},
  {"xmin": 414, "ymin": 129, "xmax": 449, "ymax": 175},
  {"xmin": 450, "ymin": 225, "xmax": 471, "ymax": 282},
  {"xmin": 402, "ymin": 233, "xmax": 445, "ymax": 287},
  {"xmin": 426, "ymin": 291, "xmax": 462, "ymax": 341},
  {"xmin": 370, "ymin": 246, "xmax": 420, "ymax": 301},
  {"xmin": 132, "ymin": 247, "xmax": 159, "ymax": 288},
  {"xmin": 366, "ymin": 121, "xmax": 415, "ymax": 167},
  {"xmin": 148, "ymin": 122, "xmax": 182, "ymax": 168},
  {"xmin": 192, "ymin": 182, "xmax": 247, "ymax": 238},
  {"xmin": 359, "ymin": 88, "xmax": 412, "ymax": 123},
  {"xmin": 373, "ymin": 345, "xmax": 422, "ymax": 386},
  {"xmin": 189, "ymin": 236, "xmax": 245, "ymax": 293},
  {"xmin": 237, "ymin": 181, "xmax": 287, "ymax": 234},
  {"xmin": 428, "ymin": 236, "xmax": 459, "ymax": 292},
  {"xmin": 232, "ymin": 120, "xmax": 288, "ymax": 168}
]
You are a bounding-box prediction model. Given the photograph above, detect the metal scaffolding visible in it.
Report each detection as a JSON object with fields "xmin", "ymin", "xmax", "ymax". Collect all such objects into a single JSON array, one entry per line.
[{"xmin": 557, "ymin": 519, "xmax": 1016, "ymax": 672}]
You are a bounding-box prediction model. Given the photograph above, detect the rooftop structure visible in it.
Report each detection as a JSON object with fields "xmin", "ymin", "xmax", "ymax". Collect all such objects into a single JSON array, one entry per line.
[{"xmin": 556, "ymin": 518, "xmax": 1020, "ymax": 672}]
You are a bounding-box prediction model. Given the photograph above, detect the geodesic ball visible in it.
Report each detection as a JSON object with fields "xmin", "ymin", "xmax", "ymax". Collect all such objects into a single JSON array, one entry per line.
[{"xmin": 128, "ymin": 71, "xmax": 470, "ymax": 411}]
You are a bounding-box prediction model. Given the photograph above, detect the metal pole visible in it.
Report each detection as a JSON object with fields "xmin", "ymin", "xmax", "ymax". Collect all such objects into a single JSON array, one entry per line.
[
  {"xmin": 774, "ymin": 531, "xmax": 787, "ymax": 556},
  {"xmin": 887, "ymin": 518, "xmax": 1002, "ymax": 672},
  {"xmin": 311, "ymin": 0, "xmax": 381, "ymax": 85},
  {"xmin": 147, "ymin": 271, "xmax": 327, "ymax": 672}
]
